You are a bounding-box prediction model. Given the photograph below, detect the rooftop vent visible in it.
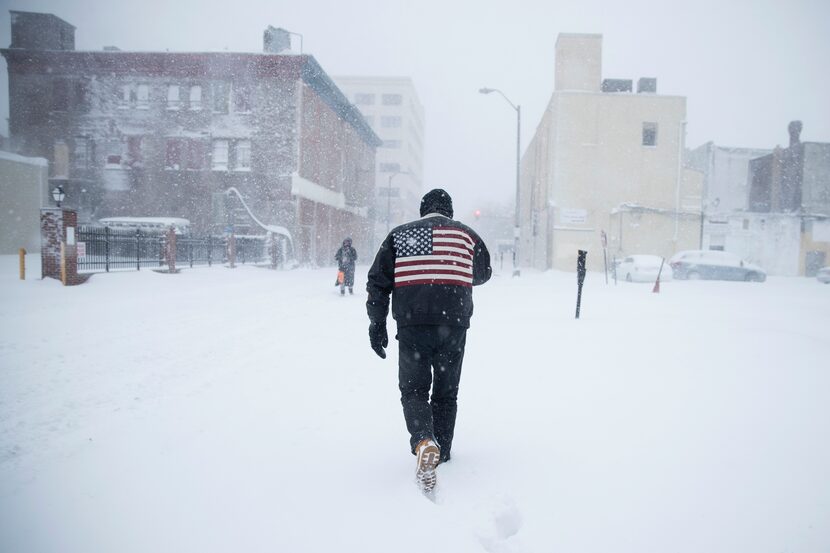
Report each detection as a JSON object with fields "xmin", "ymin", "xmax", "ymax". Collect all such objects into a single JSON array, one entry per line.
[
  {"xmin": 601, "ymin": 79, "xmax": 632, "ymax": 93},
  {"xmin": 263, "ymin": 26, "xmax": 291, "ymax": 54},
  {"xmin": 637, "ymin": 78, "xmax": 657, "ymax": 93}
]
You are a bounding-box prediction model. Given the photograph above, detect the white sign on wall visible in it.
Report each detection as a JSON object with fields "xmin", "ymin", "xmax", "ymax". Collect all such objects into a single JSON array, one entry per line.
[
  {"xmin": 559, "ymin": 208, "xmax": 588, "ymax": 225},
  {"xmin": 813, "ymin": 220, "xmax": 830, "ymax": 242}
]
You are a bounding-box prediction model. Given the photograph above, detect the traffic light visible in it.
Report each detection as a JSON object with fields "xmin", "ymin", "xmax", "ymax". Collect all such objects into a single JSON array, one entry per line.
[{"xmin": 474, "ymin": 209, "xmax": 481, "ymax": 220}]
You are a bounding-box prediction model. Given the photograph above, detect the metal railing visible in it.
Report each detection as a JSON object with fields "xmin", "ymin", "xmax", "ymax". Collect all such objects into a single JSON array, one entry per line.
[{"xmin": 77, "ymin": 226, "xmax": 267, "ymax": 273}]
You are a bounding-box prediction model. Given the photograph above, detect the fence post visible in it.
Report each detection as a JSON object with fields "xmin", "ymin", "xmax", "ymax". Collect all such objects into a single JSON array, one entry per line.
[
  {"xmin": 105, "ymin": 226, "xmax": 110, "ymax": 272},
  {"xmin": 207, "ymin": 236, "xmax": 212, "ymax": 267},
  {"xmin": 19, "ymin": 248, "xmax": 26, "ymax": 280},
  {"xmin": 136, "ymin": 229, "xmax": 141, "ymax": 271},
  {"xmin": 189, "ymin": 238, "xmax": 193, "ymax": 268}
]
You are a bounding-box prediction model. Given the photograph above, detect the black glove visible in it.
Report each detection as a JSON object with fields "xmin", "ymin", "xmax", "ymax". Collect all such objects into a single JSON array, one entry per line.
[{"xmin": 369, "ymin": 321, "xmax": 388, "ymax": 359}]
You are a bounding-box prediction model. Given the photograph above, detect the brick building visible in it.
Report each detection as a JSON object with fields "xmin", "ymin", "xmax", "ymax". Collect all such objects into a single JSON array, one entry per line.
[{"xmin": 1, "ymin": 11, "xmax": 381, "ymax": 265}]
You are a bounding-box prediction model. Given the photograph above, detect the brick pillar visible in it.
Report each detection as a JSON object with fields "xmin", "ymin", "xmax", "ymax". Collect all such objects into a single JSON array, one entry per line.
[{"xmin": 40, "ymin": 208, "xmax": 89, "ymax": 285}]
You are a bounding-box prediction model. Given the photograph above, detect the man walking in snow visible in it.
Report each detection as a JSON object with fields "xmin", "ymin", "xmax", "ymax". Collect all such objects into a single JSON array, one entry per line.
[
  {"xmin": 335, "ymin": 237, "xmax": 357, "ymax": 295},
  {"xmin": 366, "ymin": 189, "xmax": 491, "ymax": 493}
]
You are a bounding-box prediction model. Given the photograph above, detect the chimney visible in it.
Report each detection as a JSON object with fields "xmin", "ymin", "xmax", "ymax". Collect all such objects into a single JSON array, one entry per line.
[
  {"xmin": 10, "ymin": 11, "xmax": 75, "ymax": 51},
  {"xmin": 554, "ymin": 34, "xmax": 602, "ymax": 92},
  {"xmin": 788, "ymin": 120, "xmax": 802, "ymax": 148},
  {"xmin": 263, "ymin": 26, "xmax": 291, "ymax": 54}
]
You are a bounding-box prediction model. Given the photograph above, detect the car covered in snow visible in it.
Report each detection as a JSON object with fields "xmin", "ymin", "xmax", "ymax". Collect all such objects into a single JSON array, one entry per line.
[
  {"xmin": 614, "ymin": 254, "xmax": 671, "ymax": 282},
  {"xmin": 817, "ymin": 266, "xmax": 830, "ymax": 284},
  {"xmin": 669, "ymin": 250, "xmax": 766, "ymax": 282}
]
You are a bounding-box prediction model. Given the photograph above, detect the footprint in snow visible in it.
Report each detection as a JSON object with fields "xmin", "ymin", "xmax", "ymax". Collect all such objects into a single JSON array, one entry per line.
[{"xmin": 475, "ymin": 494, "xmax": 524, "ymax": 552}]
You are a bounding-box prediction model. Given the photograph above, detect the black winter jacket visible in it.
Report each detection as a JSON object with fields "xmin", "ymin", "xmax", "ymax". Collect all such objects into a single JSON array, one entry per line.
[
  {"xmin": 335, "ymin": 246, "xmax": 357, "ymax": 270},
  {"xmin": 366, "ymin": 214, "xmax": 491, "ymax": 328}
]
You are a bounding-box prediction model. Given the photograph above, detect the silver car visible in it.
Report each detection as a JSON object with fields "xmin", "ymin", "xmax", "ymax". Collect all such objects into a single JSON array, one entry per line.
[{"xmin": 817, "ymin": 267, "xmax": 830, "ymax": 284}]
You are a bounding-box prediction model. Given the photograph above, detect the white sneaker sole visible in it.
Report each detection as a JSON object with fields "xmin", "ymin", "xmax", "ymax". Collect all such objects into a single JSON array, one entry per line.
[{"xmin": 416, "ymin": 442, "xmax": 440, "ymax": 493}]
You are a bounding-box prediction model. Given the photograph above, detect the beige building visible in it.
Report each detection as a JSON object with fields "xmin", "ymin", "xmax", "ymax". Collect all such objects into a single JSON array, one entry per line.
[
  {"xmin": 0, "ymin": 150, "xmax": 50, "ymax": 253},
  {"xmin": 333, "ymin": 76, "xmax": 425, "ymax": 240},
  {"xmin": 521, "ymin": 34, "xmax": 701, "ymax": 271}
]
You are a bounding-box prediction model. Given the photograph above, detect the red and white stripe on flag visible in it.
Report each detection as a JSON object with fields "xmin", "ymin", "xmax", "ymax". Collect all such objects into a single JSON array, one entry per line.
[{"xmin": 394, "ymin": 226, "xmax": 475, "ymax": 287}]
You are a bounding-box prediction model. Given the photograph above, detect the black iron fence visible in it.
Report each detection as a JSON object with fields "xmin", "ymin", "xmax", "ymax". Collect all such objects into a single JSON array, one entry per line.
[{"xmin": 76, "ymin": 226, "xmax": 267, "ymax": 273}]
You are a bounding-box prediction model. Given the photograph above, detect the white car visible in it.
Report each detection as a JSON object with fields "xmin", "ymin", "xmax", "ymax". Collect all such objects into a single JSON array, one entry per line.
[
  {"xmin": 817, "ymin": 267, "xmax": 830, "ymax": 284},
  {"xmin": 615, "ymin": 254, "xmax": 672, "ymax": 283}
]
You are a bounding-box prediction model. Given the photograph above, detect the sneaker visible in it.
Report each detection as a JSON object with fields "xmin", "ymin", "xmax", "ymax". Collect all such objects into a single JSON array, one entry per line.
[
  {"xmin": 415, "ymin": 438, "xmax": 441, "ymax": 493},
  {"xmin": 349, "ymin": 287, "xmax": 354, "ymax": 295}
]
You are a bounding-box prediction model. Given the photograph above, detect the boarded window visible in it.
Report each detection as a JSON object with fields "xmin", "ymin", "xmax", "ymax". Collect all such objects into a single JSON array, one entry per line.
[
  {"xmin": 382, "ymin": 94, "xmax": 402, "ymax": 105},
  {"xmin": 52, "ymin": 80, "xmax": 69, "ymax": 111},
  {"xmin": 165, "ymin": 139, "xmax": 185, "ymax": 170}
]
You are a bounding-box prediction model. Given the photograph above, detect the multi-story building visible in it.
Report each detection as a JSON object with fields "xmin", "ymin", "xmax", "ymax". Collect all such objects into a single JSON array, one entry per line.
[
  {"xmin": 520, "ymin": 33, "xmax": 702, "ymax": 271},
  {"xmin": 1, "ymin": 11, "xmax": 381, "ymax": 265},
  {"xmin": 686, "ymin": 142, "xmax": 772, "ymax": 250},
  {"xmin": 333, "ymin": 76, "xmax": 424, "ymax": 240}
]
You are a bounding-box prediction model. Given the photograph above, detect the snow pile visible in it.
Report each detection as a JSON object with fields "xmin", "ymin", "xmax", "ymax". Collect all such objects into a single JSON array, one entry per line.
[{"xmin": 1, "ymin": 255, "xmax": 828, "ymax": 552}]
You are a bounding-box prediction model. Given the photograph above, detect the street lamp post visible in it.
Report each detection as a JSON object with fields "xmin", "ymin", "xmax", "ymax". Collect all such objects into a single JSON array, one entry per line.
[
  {"xmin": 480, "ymin": 87, "xmax": 521, "ymax": 276},
  {"xmin": 386, "ymin": 170, "xmax": 409, "ymax": 234},
  {"xmin": 51, "ymin": 185, "xmax": 66, "ymax": 208}
]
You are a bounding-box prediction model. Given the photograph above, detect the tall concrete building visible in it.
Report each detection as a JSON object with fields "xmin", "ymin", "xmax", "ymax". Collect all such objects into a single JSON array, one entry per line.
[
  {"xmin": 333, "ymin": 76, "xmax": 424, "ymax": 240},
  {"xmin": 520, "ymin": 33, "xmax": 701, "ymax": 271},
  {"xmin": 2, "ymin": 11, "xmax": 381, "ymax": 265}
]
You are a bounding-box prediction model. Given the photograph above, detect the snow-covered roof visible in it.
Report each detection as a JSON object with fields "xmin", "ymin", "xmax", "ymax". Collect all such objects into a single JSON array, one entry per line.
[
  {"xmin": 99, "ymin": 217, "xmax": 191, "ymax": 227},
  {"xmin": 0, "ymin": 150, "xmax": 49, "ymax": 167}
]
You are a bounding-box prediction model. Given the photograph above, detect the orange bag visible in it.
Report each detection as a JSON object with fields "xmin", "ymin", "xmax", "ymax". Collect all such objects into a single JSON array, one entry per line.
[{"xmin": 337, "ymin": 271, "xmax": 345, "ymax": 284}]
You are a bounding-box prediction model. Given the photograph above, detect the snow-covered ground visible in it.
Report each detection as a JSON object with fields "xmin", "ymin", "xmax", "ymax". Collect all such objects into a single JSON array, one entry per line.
[{"xmin": 1, "ymin": 254, "xmax": 828, "ymax": 553}]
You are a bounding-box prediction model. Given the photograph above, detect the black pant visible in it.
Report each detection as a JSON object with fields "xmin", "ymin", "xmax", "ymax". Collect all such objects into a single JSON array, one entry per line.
[
  {"xmin": 397, "ymin": 324, "xmax": 467, "ymax": 461},
  {"xmin": 340, "ymin": 265, "xmax": 355, "ymax": 287}
]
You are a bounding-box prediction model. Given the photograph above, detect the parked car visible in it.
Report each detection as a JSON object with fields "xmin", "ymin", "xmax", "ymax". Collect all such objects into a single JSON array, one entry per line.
[
  {"xmin": 817, "ymin": 266, "xmax": 830, "ymax": 284},
  {"xmin": 669, "ymin": 250, "xmax": 766, "ymax": 282},
  {"xmin": 614, "ymin": 254, "xmax": 672, "ymax": 282}
]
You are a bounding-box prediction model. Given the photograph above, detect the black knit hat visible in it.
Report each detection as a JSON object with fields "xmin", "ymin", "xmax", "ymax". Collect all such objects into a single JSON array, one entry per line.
[{"xmin": 419, "ymin": 188, "xmax": 453, "ymax": 218}]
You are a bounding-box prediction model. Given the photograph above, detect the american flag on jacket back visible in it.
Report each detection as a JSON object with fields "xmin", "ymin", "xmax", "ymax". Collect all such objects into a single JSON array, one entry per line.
[{"xmin": 392, "ymin": 225, "xmax": 475, "ymax": 288}]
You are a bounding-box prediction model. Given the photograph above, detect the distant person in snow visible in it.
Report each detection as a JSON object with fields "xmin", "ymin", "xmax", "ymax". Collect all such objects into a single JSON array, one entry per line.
[
  {"xmin": 335, "ymin": 237, "xmax": 358, "ymax": 295},
  {"xmin": 366, "ymin": 189, "xmax": 492, "ymax": 493}
]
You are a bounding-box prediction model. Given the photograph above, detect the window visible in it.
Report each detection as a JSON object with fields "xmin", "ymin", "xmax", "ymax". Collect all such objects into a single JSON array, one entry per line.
[
  {"xmin": 73, "ymin": 137, "xmax": 92, "ymax": 170},
  {"xmin": 212, "ymin": 139, "xmax": 229, "ymax": 170},
  {"xmin": 165, "ymin": 139, "xmax": 185, "ymax": 170},
  {"xmin": 233, "ymin": 85, "xmax": 251, "ymax": 113},
  {"xmin": 126, "ymin": 136, "xmax": 143, "ymax": 168},
  {"xmin": 382, "ymin": 93, "xmax": 402, "ymax": 105},
  {"xmin": 234, "ymin": 140, "xmax": 252, "ymax": 171},
  {"xmin": 355, "ymin": 93, "xmax": 375, "ymax": 105},
  {"xmin": 166, "ymin": 139, "xmax": 206, "ymax": 171},
  {"xmin": 382, "ymin": 139, "xmax": 401, "ymax": 149},
  {"xmin": 167, "ymin": 85, "xmax": 180, "ymax": 110},
  {"xmin": 106, "ymin": 154, "xmax": 122, "ymax": 167},
  {"xmin": 213, "ymin": 82, "xmax": 229, "ymax": 113},
  {"xmin": 380, "ymin": 162, "xmax": 401, "ymax": 173},
  {"xmin": 189, "ymin": 86, "xmax": 202, "ymax": 110},
  {"xmin": 642, "ymin": 122, "xmax": 658, "ymax": 146},
  {"xmin": 363, "ymin": 115, "xmax": 374, "ymax": 127},
  {"xmin": 136, "ymin": 84, "xmax": 150, "ymax": 109},
  {"xmin": 381, "ymin": 116, "xmax": 402, "ymax": 128},
  {"xmin": 187, "ymin": 141, "xmax": 206, "ymax": 170}
]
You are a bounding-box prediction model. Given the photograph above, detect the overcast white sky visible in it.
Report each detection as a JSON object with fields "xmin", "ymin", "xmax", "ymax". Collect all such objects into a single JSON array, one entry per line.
[{"xmin": 1, "ymin": 0, "xmax": 828, "ymax": 217}]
